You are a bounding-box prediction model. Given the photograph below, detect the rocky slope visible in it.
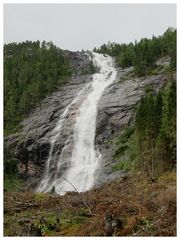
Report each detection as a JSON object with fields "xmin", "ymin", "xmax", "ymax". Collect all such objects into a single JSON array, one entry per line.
[
  {"xmin": 4, "ymin": 54, "xmax": 170, "ymax": 189},
  {"xmin": 5, "ymin": 74, "xmax": 93, "ymax": 179},
  {"xmin": 95, "ymin": 69, "xmax": 168, "ymax": 185}
]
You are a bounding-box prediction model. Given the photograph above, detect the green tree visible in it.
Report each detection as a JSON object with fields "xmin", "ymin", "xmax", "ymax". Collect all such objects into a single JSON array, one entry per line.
[{"xmin": 4, "ymin": 41, "xmax": 72, "ymax": 134}]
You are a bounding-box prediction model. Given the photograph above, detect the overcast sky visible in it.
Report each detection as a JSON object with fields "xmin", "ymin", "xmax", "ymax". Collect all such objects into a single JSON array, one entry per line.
[{"xmin": 4, "ymin": 4, "xmax": 176, "ymax": 51}]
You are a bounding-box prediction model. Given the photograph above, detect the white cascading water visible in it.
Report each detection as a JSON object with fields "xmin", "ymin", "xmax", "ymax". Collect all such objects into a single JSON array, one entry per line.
[{"xmin": 36, "ymin": 52, "xmax": 117, "ymax": 195}]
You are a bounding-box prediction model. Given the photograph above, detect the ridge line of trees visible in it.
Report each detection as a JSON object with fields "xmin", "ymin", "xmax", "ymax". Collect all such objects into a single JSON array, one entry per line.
[
  {"xmin": 94, "ymin": 27, "xmax": 176, "ymax": 76},
  {"xmin": 4, "ymin": 41, "xmax": 72, "ymax": 134}
]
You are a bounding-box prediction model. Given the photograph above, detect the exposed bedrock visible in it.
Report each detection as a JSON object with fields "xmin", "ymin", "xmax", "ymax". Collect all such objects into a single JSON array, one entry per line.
[
  {"xmin": 95, "ymin": 69, "xmax": 168, "ymax": 185},
  {"xmin": 4, "ymin": 57, "xmax": 168, "ymax": 188}
]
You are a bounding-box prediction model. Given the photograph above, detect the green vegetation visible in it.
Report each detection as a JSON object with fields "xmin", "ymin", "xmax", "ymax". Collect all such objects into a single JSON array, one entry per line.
[
  {"xmin": 81, "ymin": 60, "xmax": 96, "ymax": 75},
  {"xmin": 134, "ymin": 76, "xmax": 176, "ymax": 177},
  {"xmin": 113, "ymin": 72, "xmax": 176, "ymax": 177},
  {"xmin": 4, "ymin": 28, "xmax": 176, "ymax": 136},
  {"xmin": 95, "ymin": 27, "xmax": 176, "ymax": 76},
  {"xmin": 4, "ymin": 41, "xmax": 72, "ymax": 134},
  {"xmin": 3, "ymin": 29, "xmax": 176, "ymax": 237},
  {"xmin": 4, "ymin": 157, "xmax": 22, "ymax": 191},
  {"xmin": 112, "ymin": 126, "xmax": 137, "ymax": 172},
  {"xmin": 4, "ymin": 153, "xmax": 23, "ymax": 191},
  {"xmin": 33, "ymin": 214, "xmax": 60, "ymax": 236},
  {"xmin": 31, "ymin": 207, "xmax": 90, "ymax": 236},
  {"xmin": 4, "ymin": 171, "xmax": 176, "ymax": 236},
  {"xmin": 4, "ymin": 145, "xmax": 23, "ymax": 190},
  {"xmin": 4, "ymin": 176, "xmax": 23, "ymax": 192}
]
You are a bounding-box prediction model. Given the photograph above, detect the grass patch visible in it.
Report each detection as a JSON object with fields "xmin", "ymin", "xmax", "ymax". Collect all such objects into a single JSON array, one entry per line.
[
  {"xmin": 34, "ymin": 215, "xmax": 60, "ymax": 236},
  {"xmin": 147, "ymin": 65, "xmax": 165, "ymax": 75},
  {"xmin": 159, "ymin": 171, "xmax": 176, "ymax": 182},
  {"xmin": 114, "ymin": 143, "xmax": 128, "ymax": 157},
  {"xmin": 133, "ymin": 217, "xmax": 155, "ymax": 235},
  {"xmin": 112, "ymin": 126, "xmax": 137, "ymax": 172},
  {"xmin": 116, "ymin": 126, "xmax": 134, "ymax": 145},
  {"xmin": 112, "ymin": 158, "xmax": 133, "ymax": 171},
  {"xmin": 34, "ymin": 192, "xmax": 50, "ymax": 201},
  {"xmin": 4, "ymin": 175, "xmax": 23, "ymax": 192}
]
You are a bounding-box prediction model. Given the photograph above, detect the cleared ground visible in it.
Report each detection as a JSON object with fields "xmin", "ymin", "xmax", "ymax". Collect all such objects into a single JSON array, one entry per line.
[{"xmin": 4, "ymin": 171, "xmax": 176, "ymax": 236}]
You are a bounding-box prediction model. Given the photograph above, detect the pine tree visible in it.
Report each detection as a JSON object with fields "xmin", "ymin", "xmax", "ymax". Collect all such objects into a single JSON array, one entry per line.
[{"xmin": 4, "ymin": 41, "xmax": 72, "ymax": 134}]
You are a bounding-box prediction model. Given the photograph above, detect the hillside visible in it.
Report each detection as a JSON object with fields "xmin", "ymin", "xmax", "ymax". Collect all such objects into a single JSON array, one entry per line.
[
  {"xmin": 94, "ymin": 27, "xmax": 176, "ymax": 75},
  {"xmin": 4, "ymin": 171, "xmax": 176, "ymax": 236},
  {"xmin": 4, "ymin": 28, "xmax": 176, "ymax": 236},
  {"xmin": 4, "ymin": 41, "xmax": 95, "ymax": 135}
]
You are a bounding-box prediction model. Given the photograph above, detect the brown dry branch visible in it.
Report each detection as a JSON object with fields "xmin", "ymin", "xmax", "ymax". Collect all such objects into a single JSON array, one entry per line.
[{"xmin": 62, "ymin": 177, "xmax": 92, "ymax": 216}]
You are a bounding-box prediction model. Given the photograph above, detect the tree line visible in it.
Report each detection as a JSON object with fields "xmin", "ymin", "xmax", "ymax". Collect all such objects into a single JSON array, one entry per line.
[
  {"xmin": 94, "ymin": 27, "xmax": 176, "ymax": 76},
  {"xmin": 96, "ymin": 27, "xmax": 176, "ymax": 176},
  {"xmin": 4, "ymin": 41, "xmax": 72, "ymax": 134},
  {"xmin": 134, "ymin": 76, "xmax": 176, "ymax": 177}
]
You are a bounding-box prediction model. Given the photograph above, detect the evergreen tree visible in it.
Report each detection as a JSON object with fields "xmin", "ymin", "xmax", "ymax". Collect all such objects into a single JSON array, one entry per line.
[
  {"xmin": 4, "ymin": 41, "xmax": 72, "ymax": 134},
  {"xmin": 134, "ymin": 77, "xmax": 176, "ymax": 176},
  {"xmin": 95, "ymin": 27, "xmax": 176, "ymax": 76}
]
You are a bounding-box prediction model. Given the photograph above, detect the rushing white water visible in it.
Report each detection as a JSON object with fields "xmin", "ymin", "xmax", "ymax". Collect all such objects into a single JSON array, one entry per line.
[{"xmin": 36, "ymin": 52, "xmax": 117, "ymax": 195}]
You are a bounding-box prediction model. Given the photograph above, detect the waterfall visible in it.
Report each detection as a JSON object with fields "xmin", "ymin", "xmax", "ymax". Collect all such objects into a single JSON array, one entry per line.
[{"xmin": 36, "ymin": 52, "xmax": 117, "ymax": 195}]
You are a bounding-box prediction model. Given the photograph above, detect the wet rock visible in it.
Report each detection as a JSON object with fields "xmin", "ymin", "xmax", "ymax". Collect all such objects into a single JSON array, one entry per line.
[
  {"xmin": 64, "ymin": 50, "xmax": 93, "ymax": 75},
  {"xmin": 4, "ymin": 51, "xmax": 92, "ymax": 181},
  {"xmin": 95, "ymin": 69, "xmax": 168, "ymax": 184},
  {"xmin": 4, "ymin": 57, "xmax": 169, "ymax": 188}
]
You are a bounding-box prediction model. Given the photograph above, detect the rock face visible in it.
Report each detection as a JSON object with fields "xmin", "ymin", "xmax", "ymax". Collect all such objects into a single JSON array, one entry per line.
[
  {"xmin": 4, "ymin": 50, "xmax": 93, "ymax": 183},
  {"xmin": 95, "ymin": 69, "xmax": 168, "ymax": 185},
  {"xmin": 64, "ymin": 50, "xmax": 95, "ymax": 75},
  {"xmin": 4, "ymin": 53, "xmax": 169, "ymax": 188},
  {"xmin": 5, "ymin": 73, "xmax": 92, "ymax": 181}
]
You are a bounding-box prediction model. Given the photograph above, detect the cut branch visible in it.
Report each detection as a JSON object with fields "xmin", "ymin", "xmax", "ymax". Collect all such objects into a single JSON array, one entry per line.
[{"xmin": 62, "ymin": 177, "xmax": 92, "ymax": 216}]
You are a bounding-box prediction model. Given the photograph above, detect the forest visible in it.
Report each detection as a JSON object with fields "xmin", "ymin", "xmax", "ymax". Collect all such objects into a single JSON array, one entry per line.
[
  {"xmin": 4, "ymin": 28, "xmax": 176, "ymax": 136},
  {"xmin": 4, "ymin": 29, "xmax": 176, "ymax": 177},
  {"xmin": 94, "ymin": 27, "xmax": 176, "ymax": 75},
  {"xmin": 134, "ymin": 78, "xmax": 176, "ymax": 176},
  {"xmin": 96, "ymin": 27, "xmax": 176, "ymax": 176},
  {"xmin": 4, "ymin": 41, "xmax": 72, "ymax": 134}
]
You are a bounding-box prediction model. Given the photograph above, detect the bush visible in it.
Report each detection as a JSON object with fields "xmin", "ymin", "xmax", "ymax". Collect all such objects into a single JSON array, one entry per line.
[
  {"xmin": 4, "ymin": 175, "xmax": 23, "ymax": 192},
  {"xmin": 4, "ymin": 158, "xmax": 19, "ymax": 176}
]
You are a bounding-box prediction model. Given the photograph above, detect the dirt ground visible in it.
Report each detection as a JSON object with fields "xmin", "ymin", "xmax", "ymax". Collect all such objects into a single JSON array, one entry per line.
[{"xmin": 4, "ymin": 171, "xmax": 176, "ymax": 236}]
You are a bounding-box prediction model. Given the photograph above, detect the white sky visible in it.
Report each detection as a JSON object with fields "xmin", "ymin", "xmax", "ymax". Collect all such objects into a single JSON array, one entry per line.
[{"xmin": 4, "ymin": 3, "xmax": 177, "ymax": 51}]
